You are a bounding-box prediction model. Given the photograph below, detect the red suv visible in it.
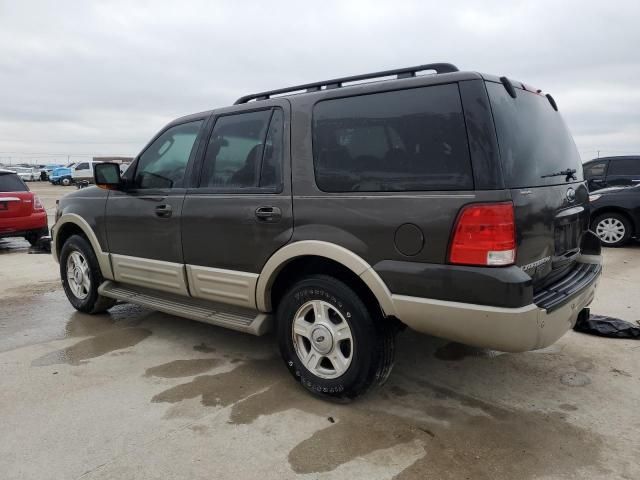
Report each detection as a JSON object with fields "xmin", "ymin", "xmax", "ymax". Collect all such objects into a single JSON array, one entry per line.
[{"xmin": 0, "ymin": 169, "xmax": 48, "ymax": 245}]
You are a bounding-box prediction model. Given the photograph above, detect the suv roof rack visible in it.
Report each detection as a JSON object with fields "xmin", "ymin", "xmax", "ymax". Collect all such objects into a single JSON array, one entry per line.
[{"xmin": 234, "ymin": 62, "xmax": 459, "ymax": 105}]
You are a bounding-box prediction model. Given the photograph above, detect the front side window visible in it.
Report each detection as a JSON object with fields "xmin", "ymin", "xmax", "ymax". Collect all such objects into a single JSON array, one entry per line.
[
  {"xmin": 199, "ymin": 109, "xmax": 282, "ymax": 190},
  {"xmin": 75, "ymin": 162, "xmax": 89, "ymax": 170},
  {"xmin": 312, "ymin": 84, "xmax": 473, "ymax": 192},
  {"xmin": 135, "ymin": 120, "xmax": 203, "ymax": 189}
]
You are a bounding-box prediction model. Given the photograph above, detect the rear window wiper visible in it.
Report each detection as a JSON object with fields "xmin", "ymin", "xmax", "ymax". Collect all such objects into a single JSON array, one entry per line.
[{"xmin": 541, "ymin": 168, "xmax": 577, "ymax": 181}]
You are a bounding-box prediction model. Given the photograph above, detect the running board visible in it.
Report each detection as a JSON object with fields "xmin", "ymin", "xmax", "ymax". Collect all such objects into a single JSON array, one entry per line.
[{"xmin": 98, "ymin": 281, "xmax": 272, "ymax": 336}]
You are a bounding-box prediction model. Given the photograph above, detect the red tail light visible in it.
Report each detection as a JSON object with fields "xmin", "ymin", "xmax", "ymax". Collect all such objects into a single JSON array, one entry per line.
[
  {"xmin": 449, "ymin": 202, "xmax": 516, "ymax": 266},
  {"xmin": 33, "ymin": 195, "xmax": 44, "ymax": 211}
]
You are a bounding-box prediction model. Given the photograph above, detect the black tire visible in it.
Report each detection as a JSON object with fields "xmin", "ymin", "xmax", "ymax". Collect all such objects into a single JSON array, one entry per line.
[
  {"xmin": 61, "ymin": 177, "xmax": 72, "ymax": 186},
  {"xmin": 25, "ymin": 229, "xmax": 44, "ymax": 246},
  {"xmin": 59, "ymin": 234, "xmax": 116, "ymax": 313},
  {"xmin": 277, "ymin": 274, "xmax": 396, "ymax": 400},
  {"xmin": 591, "ymin": 213, "xmax": 632, "ymax": 247}
]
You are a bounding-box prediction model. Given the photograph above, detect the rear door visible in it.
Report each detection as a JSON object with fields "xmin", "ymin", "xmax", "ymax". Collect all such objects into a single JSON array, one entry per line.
[
  {"xmin": 181, "ymin": 101, "xmax": 293, "ymax": 308},
  {"xmin": 605, "ymin": 158, "xmax": 640, "ymax": 188},
  {"xmin": 486, "ymin": 81, "xmax": 588, "ymax": 285},
  {"xmin": 105, "ymin": 119, "xmax": 205, "ymax": 296}
]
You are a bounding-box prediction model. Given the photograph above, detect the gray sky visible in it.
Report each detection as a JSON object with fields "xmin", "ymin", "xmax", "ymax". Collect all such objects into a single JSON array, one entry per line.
[{"xmin": 1, "ymin": 0, "xmax": 638, "ymax": 165}]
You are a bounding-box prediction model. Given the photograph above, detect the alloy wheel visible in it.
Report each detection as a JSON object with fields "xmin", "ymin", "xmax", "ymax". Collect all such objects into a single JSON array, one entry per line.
[{"xmin": 291, "ymin": 300, "xmax": 354, "ymax": 379}]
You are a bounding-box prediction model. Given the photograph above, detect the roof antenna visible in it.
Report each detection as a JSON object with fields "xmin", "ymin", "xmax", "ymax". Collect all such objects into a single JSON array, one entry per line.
[{"xmin": 546, "ymin": 94, "xmax": 558, "ymax": 111}]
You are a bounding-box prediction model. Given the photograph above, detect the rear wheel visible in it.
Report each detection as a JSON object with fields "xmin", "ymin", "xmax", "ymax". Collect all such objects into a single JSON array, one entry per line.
[
  {"xmin": 25, "ymin": 229, "xmax": 45, "ymax": 246},
  {"xmin": 60, "ymin": 235, "xmax": 116, "ymax": 313},
  {"xmin": 592, "ymin": 213, "xmax": 632, "ymax": 247},
  {"xmin": 277, "ymin": 274, "xmax": 396, "ymax": 400}
]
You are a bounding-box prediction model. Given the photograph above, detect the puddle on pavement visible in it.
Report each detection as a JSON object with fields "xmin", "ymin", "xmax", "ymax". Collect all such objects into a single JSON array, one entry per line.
[
  {"xmin": 0, "ymin": 238, "xmax": 29, "ymax": 254},
  {"xmin": 31, "ymin": 327, "xmax": 151, "ymax": 366},
  {"xmin": 434, "ymin": 342, "xmax": 505, "ymax": 361},
  {"xmin": 145, "ymin": 358, "xmax": 221, "ymax": 378},
  {"xmin": 150, "ymin": 357, "xmax": 604, "ymax": 479},
  {"xmin": 151, "ymin": 358, "xmax": 283, "ymax": 407},
  {"xmin": 193, "ymin": 343, "xmax": 216, "ymax": 353}
]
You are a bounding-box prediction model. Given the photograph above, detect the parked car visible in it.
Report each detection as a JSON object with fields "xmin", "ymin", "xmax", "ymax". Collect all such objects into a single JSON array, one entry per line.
[
  {"xmin": 50, "ymin": 164, "xmax": 75, "ymax": 186},
  {"xmin": 51, "ymin": 63, "xmax": 602, "ymax": 399},
  {"xmin": 9, "ymin": 166, "xmax": 37, "ymax": 182},
  {"xmin": 583, "ymin": 156, "xmax": 640, "ymax": 191},
  {"xmin": 0, "ymin": 169, "xmax": 48, "ymax": 245},
  {"xmin": 589, "ymin": 184, "xmax": 640, "ymax": 247}
]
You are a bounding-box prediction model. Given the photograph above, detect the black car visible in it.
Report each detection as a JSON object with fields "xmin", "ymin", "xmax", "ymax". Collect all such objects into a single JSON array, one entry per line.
[
  {"xmin": 50, "ymin": 63, "xmax": 602, "ymax": 399},
  {"xmin": 589, "ymin": 184, "xmax": 640, "ymax": 247},
  {"xmin": 583, "ymin": 156, "xmax": 640, "ymax": 191}
]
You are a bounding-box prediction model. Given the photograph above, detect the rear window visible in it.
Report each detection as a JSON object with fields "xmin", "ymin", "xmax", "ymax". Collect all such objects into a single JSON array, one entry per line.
[
  {"xmin": 486, "ymin": 82, "xmax": 583, "ymax": 188},
  {"xmin": 0, "ymin": 173, "xmax": 28, "ymax": 192},
  {"xmin": 584, "ymin": 161, "xmax": 607, "ymax": 177},
  {"xmin": 608, "ymin": 158, "xmax": 640, "ymax": 176},
  {"xmin": 313, "ymin": 84, "xmax": 473, "ymax": 192}
]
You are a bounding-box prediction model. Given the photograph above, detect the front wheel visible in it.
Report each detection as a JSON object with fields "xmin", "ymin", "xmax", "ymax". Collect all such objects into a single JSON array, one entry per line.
[
  {"xmin": 277, "ymin": 274, "xmax": 396, "ymax": 400},
  {"xmin": 592, "ymin": 213, "xmax": 632, "ymax": 247},
  {"xmin": 60, "ymin": 235, "xmax": 116, "ymax": 313},
  {"xmin": 61, "ymin": 177, "xmax": 72, "ymax": 186}
]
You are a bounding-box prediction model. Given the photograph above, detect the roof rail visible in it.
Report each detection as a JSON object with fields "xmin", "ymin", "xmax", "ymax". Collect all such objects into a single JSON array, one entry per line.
[{"xmin": 234, "ymin": 62, "xmax": 459, "ymax": 105}]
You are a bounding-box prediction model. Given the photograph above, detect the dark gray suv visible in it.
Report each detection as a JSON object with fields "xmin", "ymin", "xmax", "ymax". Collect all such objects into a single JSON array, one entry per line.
[{"xmin": 52, "ymin": 63, "xmax": 602, "ymax": 399}]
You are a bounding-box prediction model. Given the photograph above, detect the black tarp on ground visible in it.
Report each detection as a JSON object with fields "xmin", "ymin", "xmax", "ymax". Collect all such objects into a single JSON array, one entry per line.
[{"xmin": 574, "ymin": 314, "xmax": 640, "ymax": 338}]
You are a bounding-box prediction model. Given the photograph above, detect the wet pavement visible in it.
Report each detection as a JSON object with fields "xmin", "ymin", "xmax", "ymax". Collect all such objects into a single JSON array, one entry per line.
[{"xmin": 0, "ymin": 184, "xmax": 639, "ymax": 479}]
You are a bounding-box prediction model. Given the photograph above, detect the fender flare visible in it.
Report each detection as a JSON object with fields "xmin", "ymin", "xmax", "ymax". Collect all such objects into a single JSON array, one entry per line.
[
  {"xmin": 52, "ymin": 213, "xmax": 114, "ymax": 280},
  {"xmin": 256, "ymin": 240, "xmax": 396, "ymax": 316}
]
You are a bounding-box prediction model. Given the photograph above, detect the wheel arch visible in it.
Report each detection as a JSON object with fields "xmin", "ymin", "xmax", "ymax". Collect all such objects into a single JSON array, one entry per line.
[
  {"xmin": 256, "ymin": 241, "xmax": 396, "ymax": 317},
  {"xmin": 53, "ymin": 214, "xmax": 114, "ymax": 279}
]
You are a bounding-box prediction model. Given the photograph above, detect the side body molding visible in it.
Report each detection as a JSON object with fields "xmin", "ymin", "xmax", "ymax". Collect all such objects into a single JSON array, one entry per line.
[
  {"xmin": 52, "ymin": 213, "xmax": 114, "ymax": 280},
  {"xmin": 256, "ymin": 240, "xmax": 397, "ymax": 317}
]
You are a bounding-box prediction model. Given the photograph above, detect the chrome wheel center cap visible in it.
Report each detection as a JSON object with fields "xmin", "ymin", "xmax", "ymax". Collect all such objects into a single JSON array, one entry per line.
[
  {"xmin": 310, "ymin": 325, "xmax": 333, "ymax": 354},
  {"xmin": 74, "ymin": 269, "xmax": 82, "ymax": 283}
]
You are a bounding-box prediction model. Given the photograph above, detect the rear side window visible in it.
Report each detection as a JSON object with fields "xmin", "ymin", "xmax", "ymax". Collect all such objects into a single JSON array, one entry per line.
[
  {"xmin": 486, "ymin": 82, "xmax": 583, "ymax": 188},
  {"xmin": 0, "ymin": 173, "xmax": 28, "ymax": 192},
  {"xmin": 608, "ymin": 158, "xmax": 640, "ymax": 175},
  {"xmin": 584, "ymin": 161, "xmax": 607, "ymax": 177},
  {"xmin": 313, "ymin": 84, "xmax": 473, "ymax": 192}
]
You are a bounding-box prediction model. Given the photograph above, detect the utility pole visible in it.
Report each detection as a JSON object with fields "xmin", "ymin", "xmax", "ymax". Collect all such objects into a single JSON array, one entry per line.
[{"xmin": 597, "ymin": 150, "xmax": 600, "ymax": 158}]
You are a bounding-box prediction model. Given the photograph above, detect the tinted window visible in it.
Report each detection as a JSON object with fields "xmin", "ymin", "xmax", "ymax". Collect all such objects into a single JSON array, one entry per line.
[
  {"xmin": 135, "ymin": 120, "xmax": 203, "ymax": 189},
  {"xmin": 0, "ymin": 173, "xmax": 28, "ymax": 192},
  {"xmin": 584, "ymin": 161, "xmax": 607, "ymax": 177},
  {"xmin": 486, "ymin": 82, "xmax": 583, "ymax": 188},
  {"xmin": 313, "ymin": 84, "xmax": 473, "ymax": 192},
  {"xmin": 199, "ymin": 109, "xmax": 280, "ymax": 189},
  {"xmin": 75, "ymin": 162, "xmax": 89, "ymax": 170},
  {"xmin": 608, "ymin": 158, "xmax": 640, "ymax": 176}
]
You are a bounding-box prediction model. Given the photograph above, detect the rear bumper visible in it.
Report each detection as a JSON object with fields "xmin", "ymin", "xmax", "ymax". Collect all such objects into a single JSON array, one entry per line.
[
  {"xmin": 0, "ymin": 212, "xmax": 47, "ymax": 237},
  {"xmin": 392, "ymin": 254, "xmax": 602, "ymax": 352}
]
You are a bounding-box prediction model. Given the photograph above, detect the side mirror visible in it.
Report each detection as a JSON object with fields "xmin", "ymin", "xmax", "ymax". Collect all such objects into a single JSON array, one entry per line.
[{"xmin": 94, "ymin": 163, "xmax": 122, "ymax": 189}]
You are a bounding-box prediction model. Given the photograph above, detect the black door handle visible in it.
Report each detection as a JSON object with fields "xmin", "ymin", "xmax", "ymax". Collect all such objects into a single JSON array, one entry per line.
[
  {"xmin": 255, "ymin": 206, "xmax": 281, "ymax": 221},
  {"xmin": 155, "ymin": 204, "xmax": 172, "ymax": 218}
]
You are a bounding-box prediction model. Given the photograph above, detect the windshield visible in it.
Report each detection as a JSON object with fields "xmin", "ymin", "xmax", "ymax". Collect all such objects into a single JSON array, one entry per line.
[{"xmin": 486, "ymin": 82, "xmax": 583, "ymax": 188}]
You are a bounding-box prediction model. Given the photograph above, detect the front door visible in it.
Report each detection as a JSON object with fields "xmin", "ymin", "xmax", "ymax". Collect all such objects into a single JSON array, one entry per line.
[
  {"xmin": 181, "ymin": 102, "xmax": 293, "ymax": 309},
  {"xmin": 105, "ymin": 119, "xmax": 205, "ymax": 296}
]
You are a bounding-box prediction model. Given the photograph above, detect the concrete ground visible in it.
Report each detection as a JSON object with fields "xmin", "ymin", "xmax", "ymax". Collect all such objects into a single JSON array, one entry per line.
[{"xmin": 0, "ymin": 183, "xmax": 639, "ymax": 480}]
